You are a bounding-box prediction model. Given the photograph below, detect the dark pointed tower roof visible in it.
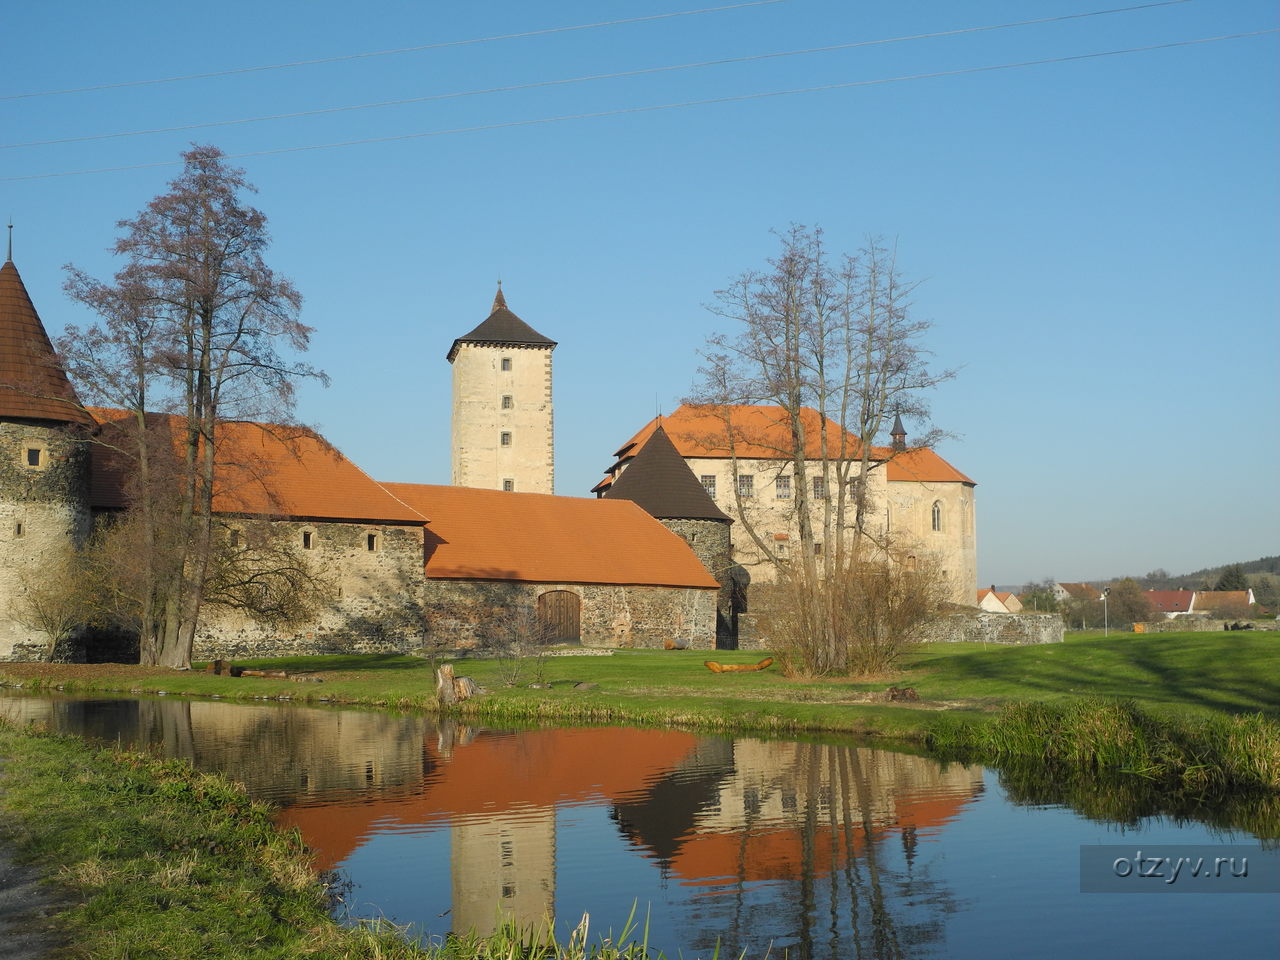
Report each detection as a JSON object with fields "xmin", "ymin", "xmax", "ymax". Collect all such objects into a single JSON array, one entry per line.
[
  {"xmin": 603, "ymin": 425, "xmax": 730, "ymax": 522},
  {"xmin": 0, "ymin": 259, "xmax": 94, "ymax": 426},
  {"xmin": 890, "ymin": 413, "xmax": 907, "ymax": 451},
  {"xmin": 446, "ymin": 285, "xmax": 557, "ymax": 362}
]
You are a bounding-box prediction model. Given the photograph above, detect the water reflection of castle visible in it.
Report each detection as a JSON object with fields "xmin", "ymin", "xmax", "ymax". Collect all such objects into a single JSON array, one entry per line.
[{"xmin": 1, "ymin": 697, "xmax": 982, "ymax": 942}]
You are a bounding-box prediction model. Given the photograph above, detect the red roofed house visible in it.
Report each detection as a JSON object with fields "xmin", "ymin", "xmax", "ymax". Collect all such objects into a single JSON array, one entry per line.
[
  {"xmin": 977, "ymin": 588, "xmax": 1023, "ymax": 614},
  {"xmin": 0, "ymin": 266, "xmax": 720, "ymax": 659},
  {"xmin": 1145, "ymin": 589, "xmax": 1196, "ymax": 619},
  {"xmin": 594, "ymin": 405, "xmax": 977, "ymax": 610}
]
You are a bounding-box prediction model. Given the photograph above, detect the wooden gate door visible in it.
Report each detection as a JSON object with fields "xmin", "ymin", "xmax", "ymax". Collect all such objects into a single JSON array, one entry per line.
[{"xmin": 537, "ymin": 590, "xmax": 581, "ymax": 644}]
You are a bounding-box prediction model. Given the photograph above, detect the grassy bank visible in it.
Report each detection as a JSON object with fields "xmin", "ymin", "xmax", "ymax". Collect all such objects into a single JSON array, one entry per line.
[
  {"xmin": 1, "ymin": 632, "xmax": 1275, "ymax": 737},
  {"xmin": 0, "ymin": 722, "xmax": 729, "ymax": 959}
]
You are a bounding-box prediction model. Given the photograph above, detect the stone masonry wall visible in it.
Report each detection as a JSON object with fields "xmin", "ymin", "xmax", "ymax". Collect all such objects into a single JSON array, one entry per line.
[
  {"xmin": 422, "ymin": 579, "xmax": 716, "ymax": 651},
  {"xmin": 192, "ymin": 517, "xmax": 427, "ymax": 660},
  {"xmin": 660, "ymin": 518, "xmax": 734, "ymax": 641},
  {"xmin": 922, "ymin": 611, "xmax": 1064, "ymax": 645},
  {"xmin": 1135, "ymin": 618, "xmax": 1279, "ymax": 633},
  {"xmin": 0, "ymin": 420, "xmax": 91, "ymax": 661}
]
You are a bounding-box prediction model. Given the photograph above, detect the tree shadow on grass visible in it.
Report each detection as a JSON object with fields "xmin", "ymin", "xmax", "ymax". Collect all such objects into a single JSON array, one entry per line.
[{"xmin": 913, "ymin": 636, "xmax": 1280, "ymax": 715}]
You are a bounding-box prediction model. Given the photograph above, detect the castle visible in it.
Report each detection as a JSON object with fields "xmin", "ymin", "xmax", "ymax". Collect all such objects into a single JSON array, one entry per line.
[{"xmin": 0, "ymin": 256, "xmax": 975, "ymax": 661}]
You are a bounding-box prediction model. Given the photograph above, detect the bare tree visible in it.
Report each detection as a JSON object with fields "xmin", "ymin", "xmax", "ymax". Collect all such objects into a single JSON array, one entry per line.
[
  {"xmin": 58, "ymin": 144, "xmax": 325, "ymax": 667},
  {"xmin": 692, "ymin": 226, "xmax": 954, "ymax": 675},
  {"xmin": 8, "ymin": 556, "xmax": 89, "ymax": 661}
]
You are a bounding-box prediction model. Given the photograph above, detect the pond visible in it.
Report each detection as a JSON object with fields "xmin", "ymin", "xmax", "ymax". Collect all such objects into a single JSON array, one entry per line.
[{"xmin": 1, "ymin": 692, "xmax": 1276, "ymax": 959}]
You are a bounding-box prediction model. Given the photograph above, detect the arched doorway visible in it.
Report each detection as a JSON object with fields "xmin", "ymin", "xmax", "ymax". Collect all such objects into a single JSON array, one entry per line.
[{"xmin": 537, "ymin": 590, "xmax": 581, "ymax": 644}]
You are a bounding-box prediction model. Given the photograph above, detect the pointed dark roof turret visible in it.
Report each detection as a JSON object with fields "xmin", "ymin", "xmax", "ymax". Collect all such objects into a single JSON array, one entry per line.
[
  {"xmin": 446, "ymin": 285, "xmax": 557, "ymax": 362},
  {"xmin": 890, "ymin": 413, "xmax": 907, "ymax": 451},
  {"xmin": 603, "ymin": 425, "xmax": 730, "ymax": 522},
  {"xmin": 0, "ymin": 259, "xmax": 94, "ymax": 426}
]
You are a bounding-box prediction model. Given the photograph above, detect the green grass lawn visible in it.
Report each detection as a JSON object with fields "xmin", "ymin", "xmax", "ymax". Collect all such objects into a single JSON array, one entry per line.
[{"xmin": 2, "ymin": 631, "xmax": 1275, "ymax": 742}]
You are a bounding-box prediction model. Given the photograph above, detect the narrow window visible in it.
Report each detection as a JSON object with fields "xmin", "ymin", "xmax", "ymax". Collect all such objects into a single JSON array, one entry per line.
[
  {"xmin": 501, "ymin": 357, "xmax": 512, "ymax": 371},
  {"xmin": 500, "ymin": 431, "xmax": 512, "ymax": 447},
  {"xmin": 700, "ymin": 475, "xmax": 716, "ymax": 498},
  {"xmin": 366, "ymin": 533, "xmax": 378, "ymax": 552},
  {"xmin": 736, "ymin": 474, "xmax": 754, "ymax": 499},
  {"xmin": 24, "ymin": 448, "xmax": 42, "ymax": 468},
  {"xmin": 229, "ymin": 528, "xmax": 240, "ymax": 548},
  {"xmin": 931, "ymin": 501, "xmax": 942, "ymax": 532},
  {"xmin": 502, "ymin": 479, "xmax": 515, "ymax": 492},
  {"xmin": 302, "ymin": 531, "xmax": 314, "ymax": 550},
  {"xmin": 775, "ymin": 475, "xmax": 791, "ymax": 499},
  {"xmin": 501, "ymin": 394, "xmax": 513, "ymax": 410},
  {"xmin": 813, "ymin": 476, "xmax": 827, "ymax": 499},
  {"xmin": 14, "ymin": 521, "xmax": 24, "ymax": 538},
  {"xmin": 814, "ymin": 541, "xmax": 823, "ymax": 556}
]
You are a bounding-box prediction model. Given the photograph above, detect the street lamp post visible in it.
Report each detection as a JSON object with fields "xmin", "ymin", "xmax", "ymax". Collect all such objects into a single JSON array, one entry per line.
[{"xmin": 1103, "ymin": 587, "xmax": 1111, "ymax": 637}]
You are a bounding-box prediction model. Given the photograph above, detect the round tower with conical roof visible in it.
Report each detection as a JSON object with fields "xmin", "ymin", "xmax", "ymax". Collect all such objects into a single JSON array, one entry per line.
[
  {"xmin": 0, "ymin": 255, "xmax": 95, "ymax": 660},
  {"xmin": 447, "ymin": 285, "xmax": 556, "ymax": 494}
]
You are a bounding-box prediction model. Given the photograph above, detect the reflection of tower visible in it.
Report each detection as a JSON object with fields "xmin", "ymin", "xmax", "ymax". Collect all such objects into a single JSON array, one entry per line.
[
  {"xmin": 451, "ymin": 809, "xmax": 556, "ymax": 937},
  {"xmin": 447, "ymin": 286, "xmax": 556, "ymax": 494}
]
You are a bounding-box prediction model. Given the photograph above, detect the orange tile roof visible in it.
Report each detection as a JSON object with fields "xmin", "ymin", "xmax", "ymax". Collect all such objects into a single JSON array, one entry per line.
[
  {"xmin": 89, "ymin": 409, "xmax": 426, "ymax": 524},
  {"xmin": 383, "ymin": 483, "xmax": 719, "ymax": 589},
  {"xmin": 612, "ymin": 405, "xmax": 972, "ymax": 485},
  {"xmin": 882, "ymin": 446, "xmax": 974, "ymax": 484},
  {"xmin": 1146, "ymin": 589, "xmax": 1194, "ymax": 613},
  {"xmin": 617, "ymin": 405, "xmax": 866, "ymax": 462},
  {"xmin": 0, "ymin": 260, "xmax": 94, "ymax": 426}
]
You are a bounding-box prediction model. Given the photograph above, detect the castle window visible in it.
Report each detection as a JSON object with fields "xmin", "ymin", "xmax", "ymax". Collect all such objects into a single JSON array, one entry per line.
[
  {"xmin": 14, "ymin": 521, "xmax": 24, "ymax": 538},
  {"xmin": 775, "ymin": 475, "xmax": 791, "ymax": 499},
  {"xmin": 366, "ymin": 532, "xmax": 379, "ymax": 552},
  {"xmin": 813, "ymin": 476, "xmax": 828, "ymax": 499},
  {"xmin": 502, "ymin": 479, "xmax": 515, "ymax": 492},
  {"xmin": 700, "ymin": 475, "xmax": 716, "ymax": 498},
  {"xmin": 302, "ymin": 530, "xmax": 314, "ymax": 550},
  {"xmin": 814, "ymin": 541, "xmax": 823, "ymax": 556},
  {"xmin": 501, "ymin": 357, "xmax": 512, "ymax": 371},
  {"xmin": 229, "ymin": 528, "xmax": 240, "ymax": 548},
  {"xmin": 501, "ymin": 394, "xmax": 513, "ymax": 410},
  {"xmin": 736, "ymin": 474, "xmax": 754, "ymax": 499},
  {"xmin": 23, "ymin": 444, "xmax": 47, "ymax": 470},
  {"xmin": 500, "ymin": 431, "xmax": 512, "ymax": 447},
  {"xmin": 931, "ymin": 501, "xmax": 942, "ymax": 532}
]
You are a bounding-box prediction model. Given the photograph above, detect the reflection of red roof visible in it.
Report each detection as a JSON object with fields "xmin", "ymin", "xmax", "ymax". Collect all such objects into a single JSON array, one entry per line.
[
  {"xmin": 609, "ymin": 404, "xmax": 972, "ymax": 486},
  {"xmin": 280, "ymin": 727, "xmax": 701, "ymax": 871},
  {"xmin": 383, "ymin": 483, "xmax": 718, "ymax": 589},
  {"xmin": 88, "ymin": 409, "xmax": 426, "ymax": 524}
]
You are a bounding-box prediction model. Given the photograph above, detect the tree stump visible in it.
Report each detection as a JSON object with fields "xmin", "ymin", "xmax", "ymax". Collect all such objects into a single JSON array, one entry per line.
[
  {"xmin": 453, "ymin": 676, "xmax": 478, "ymax": 702},
  {"xmin": 436, "ymin": 664, "xmax": 457, "ymax": 705}
]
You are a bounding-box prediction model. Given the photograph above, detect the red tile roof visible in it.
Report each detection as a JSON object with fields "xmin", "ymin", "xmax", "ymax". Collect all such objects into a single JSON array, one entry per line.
[
  {"xmin": 1145, "ymin": 590, "xmax": 1194, "ymax": 614},
  {"xmin": 89, "ymin": 409, "xmax": 426, "ymax": 525},
  {"xmin": 1193, "ymin": 590, "xmax": 1254, "ymax": 611},
  {"xmin": 0, "ymin": 260, "xmax": 94, "ymax": 426},
  {"xmin": 610, "ymin": 404, "xmax": 972, "ymax": 486},
  {"xmin": 382, "ymin": 483, "xmax": 719, "ymax": 589},
  {"xmin": 1057, "ymin": 582, "xmax": 1101, "ymax": 601}
]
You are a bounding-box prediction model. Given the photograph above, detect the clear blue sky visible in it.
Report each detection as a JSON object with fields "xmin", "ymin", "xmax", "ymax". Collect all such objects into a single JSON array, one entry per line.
[{"xmin": 4, "ymin": 1, "xmax": 1276, "ymax": 586}]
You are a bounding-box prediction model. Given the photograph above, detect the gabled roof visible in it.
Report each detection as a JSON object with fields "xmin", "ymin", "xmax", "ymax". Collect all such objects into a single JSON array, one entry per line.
[
  {"xmin": 614, "ymin": 404, "xmax": 866, "ymax": 463},
  {"xmin": 1057, "ymin": 582, "xmax": 1101, "ymax": 601},
  {"xmin": 382, "ymin": 483, "xmax": 719, "ymax": 589},
  {"xmin": 1193, "ymin": 590, "xmax": 1254, "ymax": 610},
  {"xmin": 446, "ymin": 286, "xmax": 556, "ymax": 361},
  {"xmin": 0, "ymin": 259, "xmax": 94, "ymax": 426},
  {"xmin": 89, "ymin": 409, "xmax": 426, "ymax": 525},
  {"xmin": 601, "ymin": 424, "xmax": 730, "ymax": 522},
  {"xmin": 1145, "ymin": 589, "xmax": 1194, "ymax": 614},
  {"xmin": 608, "ymin": 403, "xmax": 972, "ymax": 485}
]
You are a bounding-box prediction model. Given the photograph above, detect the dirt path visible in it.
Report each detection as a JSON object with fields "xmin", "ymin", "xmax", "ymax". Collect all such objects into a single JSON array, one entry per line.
[{"xmin": 0, "ymin": 761, "xmax": 64, "ymax": 960}]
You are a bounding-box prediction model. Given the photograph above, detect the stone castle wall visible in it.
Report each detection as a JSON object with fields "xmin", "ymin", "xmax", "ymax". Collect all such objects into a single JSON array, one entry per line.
[
  {"xmin": 192, "ymin": 517, "xmax": 427, "ymax": 660},
  {"xmin": 660, "ymin": 517, "xmax": 735, "ymax": 643},
  {"xmin": 922, "ymin": 611, "xmax": 1064, "ymax": 645},
  {"xmin": 0, "ymin": 420, "xmax": 91, "ymax": 661},
  {"xmin": 422, "ymin": 579, "xmax": 716, "ymax": 651}
]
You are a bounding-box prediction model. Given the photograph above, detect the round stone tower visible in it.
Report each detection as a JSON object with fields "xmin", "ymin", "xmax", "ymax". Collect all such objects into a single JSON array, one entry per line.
[
  {"xmin": 0, "ymin": 256, "xmax": 94, "ymax": 661},
  {"xmin": 599, "ymin": 423, "xmax": 739, "ymax": 647},
  {"xmin": 447, "ymin": 285, "xmax": 556, "ymax": 494}
]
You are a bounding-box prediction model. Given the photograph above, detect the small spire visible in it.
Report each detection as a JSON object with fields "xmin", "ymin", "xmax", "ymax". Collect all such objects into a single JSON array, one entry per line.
[
  {"xmin": 5, "ymin": 219, "xmax": 11, "ymax": 263},
  {"xmin": 491, "ymin": 280, "xmax": 507, "ymax": 313},
  {"xmin": 890, "ymin": 413, "xmax": 907, "ymax": 451}
]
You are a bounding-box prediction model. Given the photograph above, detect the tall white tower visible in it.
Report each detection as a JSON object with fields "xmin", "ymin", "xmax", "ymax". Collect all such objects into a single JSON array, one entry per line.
[{"xmin": 447, "ymin": 286, "xmax": 556, "ymax": 493}]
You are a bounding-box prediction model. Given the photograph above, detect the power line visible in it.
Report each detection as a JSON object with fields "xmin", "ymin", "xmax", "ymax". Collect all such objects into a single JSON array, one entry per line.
[
  {"xmin": 1, "ymin": 1, "xmax": 1195, "ymax": 151},
  {"xmin": 4, "ymin": 29, "xmax": 1274, "ymax": 183},
  {"xmin": 0, "ymin": 1, "xmax": 785, "ymax": 103}
]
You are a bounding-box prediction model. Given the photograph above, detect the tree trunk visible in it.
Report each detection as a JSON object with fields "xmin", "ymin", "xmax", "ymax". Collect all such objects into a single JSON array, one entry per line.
[{"xmin": 436, "ymin": 664, "xmax": 457, "ymax": 705}]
